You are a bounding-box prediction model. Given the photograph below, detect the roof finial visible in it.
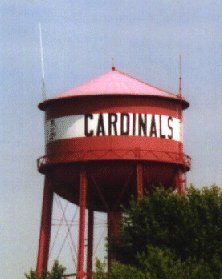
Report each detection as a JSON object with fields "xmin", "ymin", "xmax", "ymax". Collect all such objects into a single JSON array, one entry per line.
[
  {"xmin": 178, "ymin": 54, "xmax": 182, "ymax": 98},
  {"xmin": 111, "ymin": 57, "xmax": 116, "ymax": 71}
]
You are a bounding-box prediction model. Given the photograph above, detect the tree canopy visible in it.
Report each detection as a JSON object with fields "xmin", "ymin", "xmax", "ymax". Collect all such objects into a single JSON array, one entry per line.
[
  {"xmin": 25, "ymin": 261, "xmax": 66, "ymax": 279},
  {"xmin": 108, "ymin": 185, "xmax": 222, "ymax": 278}
]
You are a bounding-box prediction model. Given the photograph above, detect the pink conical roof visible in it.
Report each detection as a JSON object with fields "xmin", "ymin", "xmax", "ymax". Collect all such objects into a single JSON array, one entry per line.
[
  {"xmin": 40, "ymin": 68, "xmax": 189, "ymax": 109},
  {"xmin": 57, "ymin": 68, "xmax": 177, "ymax": 99}
]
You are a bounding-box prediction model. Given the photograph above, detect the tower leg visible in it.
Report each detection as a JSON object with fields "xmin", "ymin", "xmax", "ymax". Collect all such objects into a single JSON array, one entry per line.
[
  {"xmin": 36, "ymin": 177, "xmax": 53, "ymax": 275},
  {"xmin": 87, "ymin": 210, "xmax": 94, "ymax": 279},
  {"xmin": 77, "ymin": 166, "xmax": 88, "ymax": 279},
  {"xmin": 175, "ymin": 169, "xmax": 186, "ymax": 194},
  {"xmin": 108, "ymin": 211, "xmax": 121, "ymax": 270},
  {"xmin": 137, "ymin": 162, "xmax": 144, "ymax": 199}
]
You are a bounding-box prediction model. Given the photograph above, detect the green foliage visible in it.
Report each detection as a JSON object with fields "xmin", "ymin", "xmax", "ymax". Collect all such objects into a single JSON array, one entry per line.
[
  {"xmin": 93, "ymin": 259, "xmax": 149, "ymax": 279},
  {"xmin": 138, "ymin": 245, "xmax": 213, "ymax": 279},
  {"xmin": 93, "ymin": 248, "xmax": 215, "ymax": 279},
  {"xmin": 25, "ymin": 270, "xmax": 43, "ymax": 279},
  {"xmin": 109, "ymin": 261, "xmax": 149, "ymax": 279},
  {"xmin": 25, "ymin": 260, "xmax": 66, "ymax": 279},
  {"xmin": 137, "ymin": 245, "xmax": 185, "ymax": 279},
  {"xmin": 47, "ymin": 261, "xmax": 66, "ymax": 279},
  {"xmin": 93, "ymin": 259, "xmax": 107, "ymax": 279},
  {"xmin": 112, "ymin": 185, "xmax": 222, "ymax": 278}
]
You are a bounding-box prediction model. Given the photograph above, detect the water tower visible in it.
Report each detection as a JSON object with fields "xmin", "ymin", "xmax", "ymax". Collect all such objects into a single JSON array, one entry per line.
[{"xmin": 36, "ymin": 67, "xmax": 191, "ymax": 278}]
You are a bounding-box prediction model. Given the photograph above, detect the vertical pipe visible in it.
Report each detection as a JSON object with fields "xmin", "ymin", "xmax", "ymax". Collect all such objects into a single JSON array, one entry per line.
[
  {"xmin": 87, "ymin": 210, "xmax": 94, "ymax": 279},
  {"xmin": 77, "ymin": 166, "xmax": 88, "ymax": 279},
  {"xmin": 36, "ymin": 177, "xmax": 53, "ymax": 275},
  {"xmin": 137, "ymin": 162, "xmax": 144, "ymax": 199},
  {"xmin": 107, "ymin": 211, "xmax": 121, "ymax": 270},
  {"xmin": 176, "ymin": 94, "xmax": 186, "ymax": 195},
  {"xmin": 178, "ymin": 99, "xmax": 184, "ymax": 171}
]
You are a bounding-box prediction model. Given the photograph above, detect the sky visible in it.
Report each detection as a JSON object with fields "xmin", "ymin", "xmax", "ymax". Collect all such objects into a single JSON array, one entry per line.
[{"xmin": 0, "ymin": 0, "xmax": 222, "ymax": 278}]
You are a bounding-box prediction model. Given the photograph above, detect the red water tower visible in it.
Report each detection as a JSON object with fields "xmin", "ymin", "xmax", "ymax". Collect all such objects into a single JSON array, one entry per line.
[{"xmin": 36, "ymin": 67, "xmax": 191, "ymax": 278}]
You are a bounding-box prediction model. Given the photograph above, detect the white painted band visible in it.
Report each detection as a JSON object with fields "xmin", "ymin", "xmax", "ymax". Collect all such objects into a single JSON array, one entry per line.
[{"xmin": 45, "ymin": 113, "xmax": 181, "ymax": 144}]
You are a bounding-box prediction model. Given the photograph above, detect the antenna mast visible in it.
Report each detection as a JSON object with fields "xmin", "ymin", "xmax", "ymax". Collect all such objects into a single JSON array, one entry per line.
[
  {"xmin": 39, "ymin": 23, "xmax": 47, "ymax": 100},
  {"xmin": 178, "ymin": 54, "xmax": 182, "ymax": 98}
]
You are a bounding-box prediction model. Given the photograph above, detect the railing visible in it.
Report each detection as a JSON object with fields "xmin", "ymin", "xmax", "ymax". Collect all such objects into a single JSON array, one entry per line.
[
  {"xmin": 37, "ymin": 150, "xmax": 191, "ymax": 171},
  {"xmin": 37, "ymin": 156, "xmax": 48, "ymax": 170},
  {"xmin": 183, "ymin": 154, "xmax": 191, "ymax": 169},
  {"xmin": 62, "ymin": 273, "xmax": 76, "ymax": 278}
]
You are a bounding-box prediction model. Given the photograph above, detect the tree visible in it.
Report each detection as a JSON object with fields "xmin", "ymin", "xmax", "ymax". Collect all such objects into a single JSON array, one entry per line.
[
  {"xmin": 25, "ymin": 260, "xmax": 66, "ymax": 279},
  {"xmin": 94, "ymin": 246, "xmax": 214, "ymax": 279},
  {"xmin": 111, "ymin": 185, "xmax": 222, "ymax": 278},
  {"xmin": 93, "ymin": 259, "xmax": 149, "ymax": 279}
]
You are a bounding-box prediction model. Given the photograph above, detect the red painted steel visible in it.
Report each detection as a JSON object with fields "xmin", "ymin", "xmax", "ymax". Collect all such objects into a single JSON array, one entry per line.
[
  {"xmin": 87, "ymin": 210, "xmax": 94, "ymax": 279},
  {"xmin": 108, "ymin": 211, "xmax": 122, "ymax": 269},
  {"xmin": 44, "ymin": 96, "xmax": 186, "ymax": 120},
  {"xmin": 137, "ymin": 162, "xmax": 144, "ymax": 199},
  {"xmin": 36, "ymin": 177, "xmax": 53, "ymax": 275},
  {"xmin": 76, "ymin": 167, "xmax": 88, "ymax": 278},
  {"xmin": 36, "ymin": 68, "xmax": 191, "ymax": 275},
  {"xmin": 175, "ymin": 170, "xmax": 186, "ymax": 194},
  {"xmin": 45, "ymin": 137, "xmax": 183, "ymax": 164},
  {"xmin": 37, "ymin": 161, "xmax": 190, "ymax": 212}
]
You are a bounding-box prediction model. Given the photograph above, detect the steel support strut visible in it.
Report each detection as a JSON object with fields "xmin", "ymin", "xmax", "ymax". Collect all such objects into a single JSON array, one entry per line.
[
  {"xmin": 176, "ymin": 169, "xmax": 186, "ymax": 194},
  {"xmin": 108, "ymin": 211, "xmax": 121, "ymax": 270},
  {"xmin": 77, "ymin": 166, "xmax": 88, "ymax": 278},
  {"xmin": 137, "ymin": 162, "xmax": 144, "ymax": 199},
  {"xmin": 87, "ymin": 210, "xmax": 94, "ymax": 279},
  {"xmin": 36, "ymin": 177, "xmax": 53, "ymax": 275}
]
